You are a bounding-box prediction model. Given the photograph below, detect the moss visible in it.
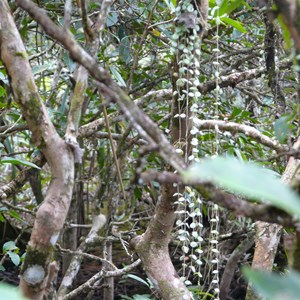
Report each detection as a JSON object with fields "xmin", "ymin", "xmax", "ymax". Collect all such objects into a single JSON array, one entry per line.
[
  {"xmin": 159, "ymin": 280, "xmax": 185, "ymax": 299},
  {"xmin": 15, "ymin": 51, "xmax": 27, "ymax": 59},
  {"xmin": 20, "ymin": 245, "xmax": 54, "ymax": 276}
]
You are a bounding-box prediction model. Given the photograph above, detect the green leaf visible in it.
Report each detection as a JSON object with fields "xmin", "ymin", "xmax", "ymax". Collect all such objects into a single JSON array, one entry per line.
[
  {"xmin": 127, "ymin": 274, "xmax": 150, "ymax": 287},
  {"xmin": 163, "ymin": 0, "xmax": 176, "ymax": 11},
  {"xmin": 274, "ymin": 115, "xmax": 293, "ymax": 143},
  {"xmin": 244, "ymin": 268, "xmax": 300, "ymax": 300},
  {"xmin": 0, "ymin": 86, "xmax": 6, "ymax": 97},
  {"xmin": 221, "ymin": 17, "xmax": 247, "ymax": 33},
  {"xmin": 109, "ymin": 66, "xmax": 126, "ymax": 87},
  {"xmin": 107, "ymin": 11, "xmax": 119, "ymax": 27},
  {"xmin": 119, "ymin": 36, "xmax": 131, "ymax": 65},
  {"xmin": 133, "ymin": 295, "xmax": 153, "ymax": 300},
  {"xmin": 7, "ymin": 251, "xmax": 20, "ymax": 266},
  {"xmin": 242, "ymin": 0, "xmax": 252, "ymax": 10},
  {"xmin": 120, "ymin": 296, "xmax": 132, "ymax": 300},
  {"xmin": 3, "ymin": 241, "xmax": 18, "ymax": 253},
  {"xmin": 9, "ymin": 210, "xmax": 22, "ymax": 222},
  {"xmin": 31, "ymin": 64, "xmax": 51, "ymax": 75},
  {"xmin": 218, "ymin": 0, "xmax": 228, "ymax": 16},
  {"xmin": 219, "ymin": 0, "xmax": 243, "ymax": 15},
  {"xmin": 277, "ymin": 14, "xmax": 292, "ymax": 49},
  {"xmin": 0, "ymin": 283, "xmax": 26, "ymax": 300},
  {"xmin": 226, "ymin": 0, "xmax": 244, "ymax": 15},
  {"xmin": 183, "ymin": 157, "xmax": 300, "ymax": 217},
  {"xmin": 0, "ymin": 264, "xmax": 5, "ymax": 271},
  {"xmin": 0, "ymin": 157, "xmax": 41, "ymax": 169},
  {"xmin": 0, "ymin": 71, "xmax": 6, "ymax": 81}
]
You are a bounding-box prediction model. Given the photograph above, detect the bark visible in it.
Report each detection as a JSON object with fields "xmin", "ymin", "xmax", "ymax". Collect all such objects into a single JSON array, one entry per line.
[
  {"xmin": 246, "ymin": 138, "xmax": 300, "ymax": 300},
  {"xmin": 274, "ymin": 0, "xmax": 300, "ymax": 50},
  {"xmin": 130, "ymin": 183, "xmax": 192, "ymax": 300},
  {"xmin": 220, "ymin": 231, "xmax": 255, "ymax": 300},
  {"xmin": 273, "ymin": 0, "xmax": 300, "ymax": 103},
  {"xmin": 245, "ymin": 4, "xmax": 300, "ymax": 297},
  {"xmin": 264, "ymin": 6, "xmax": 286, "ymax": 116},
  {"xmin": 193, "ymin": 119, "xmax": 288, "ymax": 153},
  {"xmin": 58, "ymin": 214, "xmax": 106, "ymax": 298},
  {"xmin": 246, "ymin": 223, "xmax": 282, "ymax": 300},
  {"xmin": 0, "ymin": 1, "xmax": 75, "ymax": 299}
]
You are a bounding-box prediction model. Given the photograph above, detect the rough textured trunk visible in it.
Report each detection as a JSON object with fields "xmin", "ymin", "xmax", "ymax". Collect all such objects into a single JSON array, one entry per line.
[
  {"xmin": 0, "ymin": 2, "xmax": 75, "ymax": 299},
  {"xmin": 130, "ymin": 183, "xmax": 192, "ymax": 300},
  {"xmin": 246, "ymin": 222, "xmax": 282, "ymax": 300}
]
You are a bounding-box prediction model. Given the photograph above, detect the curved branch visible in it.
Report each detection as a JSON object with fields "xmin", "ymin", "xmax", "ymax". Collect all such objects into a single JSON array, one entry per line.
[{"xmin": 193, "ymin": 119, "xmax": 288, "ymax": 153}]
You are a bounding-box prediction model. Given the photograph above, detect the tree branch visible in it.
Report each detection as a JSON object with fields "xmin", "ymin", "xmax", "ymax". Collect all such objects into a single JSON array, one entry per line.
[
  {"xmin": 140, "ymin": 169, "xmax": 297, "ymax": 227},
  {"xmin": 193, "ymin": 119, "xmax": 288, "ymax": 153}
]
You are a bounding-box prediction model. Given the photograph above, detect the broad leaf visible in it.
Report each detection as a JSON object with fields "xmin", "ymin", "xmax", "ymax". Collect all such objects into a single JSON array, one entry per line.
[
  {"xmin": 133, "ymin": 295, "xmax": 153, "ymax": 300},
  {"xmin": 0, "ymin": 157, "xmax": 41, "ymax": 169},
  {"xmin": 109, "ymin": 66, "xmax": 126, "ymax": 87},
  {"xmin": 119, "ymin": 36, "xmax": 131, "ymax": 65},
  {"xmin": 0, "ymin": 284, "xmax": 26, "ymax": 300},
  {"xmin": 0, "ymin": 86, "xmax": 6, "ymax": 97},
  {"xmin": 244, "ymin": 268, "xmax": 300, "ymax": 300},
  {"xmin": 274, "ymin": 115, "xmax": 293, "ymax": 143},
  {"xmin": 3, "ymin": 241, "xmax": 18, "ymax": 253},
  {"xmin": 218, "ymin": 0, "xmax": 228, "ymax": 16},
  {"xmin": 219, "ymin": 0, "xmax": 243, "ymax": 16},
  {"xmin": 183, "ymin": 157, "xmax": 300, "ymax": 217},
  {"xmin": 7, "ymin": 252, "xmax": 20, "ymax": 266},
  {"xmin": 127, "ymin": 274, "xmax": 150, "ymax": 287},
  {"xmin": 107, "ymin": 11, "xmax": 119, "ymax": 27},
  {"xmin": 221, "ymin": 17, "xmax": 247, "ymax": 33}
]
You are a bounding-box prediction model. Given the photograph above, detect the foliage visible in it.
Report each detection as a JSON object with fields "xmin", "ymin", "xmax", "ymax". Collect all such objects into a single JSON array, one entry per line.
[
  {"xmin": 0, "ymin": 157, "xmax": 40, "ymax": 169},
  {"xmin": 0, "ymin": 0, "xmax": 299, "ymax": 298},
  {"xmin": 0, "ymin": 283, "xmax": 26, "ymax": 300},
  {"xmin": 183, "ymin": 157, "xmax": 300, "ymax": 217},
  {"xmin": 2, "ymin": 241, "xmax": 21, "ymax": 268},
  {"xmin": 244, "ymin": 268, "xmax": 300, "ymax": 300}
]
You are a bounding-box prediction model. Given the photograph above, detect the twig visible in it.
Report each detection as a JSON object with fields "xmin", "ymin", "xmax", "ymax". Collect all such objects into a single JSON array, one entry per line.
[
  {"xmin": 99, "ymin": 93, "xmax": 125, "ymax": 198},
  {"xmin": 62, "ymin": 259, "xmax": 141, "ymax": 300},
  {"xmin": 64, "ymin": 0, "xmax": 72, "ymax": 30}
]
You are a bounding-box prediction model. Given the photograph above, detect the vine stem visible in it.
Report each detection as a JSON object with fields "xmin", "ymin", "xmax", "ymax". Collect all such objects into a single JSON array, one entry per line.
[{"xmin": 100, "ymin": 93, "xmax": 125, "ymax": 199}]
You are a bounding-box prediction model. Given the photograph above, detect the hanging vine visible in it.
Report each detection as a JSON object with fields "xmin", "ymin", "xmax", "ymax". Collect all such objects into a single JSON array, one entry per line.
[{"xmin": 171, "ymin": 1, "xmax": 221, "ymax": 298}]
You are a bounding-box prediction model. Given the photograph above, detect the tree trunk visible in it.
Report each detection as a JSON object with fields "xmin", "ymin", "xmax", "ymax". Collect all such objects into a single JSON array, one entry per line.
[{"xmin": 0, "ymin": 2, "xmax": 75, "ymax": 298}]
